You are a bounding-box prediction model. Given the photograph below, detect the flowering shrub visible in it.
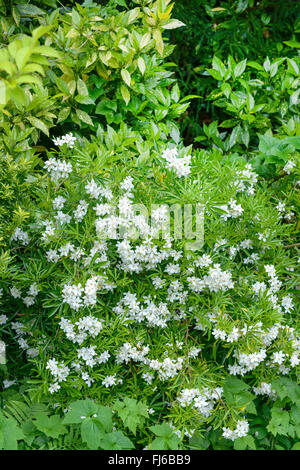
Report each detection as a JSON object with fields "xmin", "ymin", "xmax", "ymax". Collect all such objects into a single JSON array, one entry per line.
[
  {"xmin": 0, "ymin": 0, "xmax": 299, "ymax": 452},
  {"xmin": 1, "ymin": 128, "xmax": 299, "ymax": 448}
]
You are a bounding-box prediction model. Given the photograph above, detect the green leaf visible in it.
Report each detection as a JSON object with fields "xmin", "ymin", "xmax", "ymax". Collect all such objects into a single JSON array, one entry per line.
[
  {"xmin": 234, "ymin": 435, "xmax": 256, "ymax": 450},
  {"xmin": 100, "ymin": 431, "xmax": 134, "ymax": 450},
  {"xmin": 0, "ymin": 80, "xmax": 6, "ymax": 105},
  {"xmin": 34, "ymin": 413, "xmax": 67, "ymax": 439},
  {"xmin": 95, "ymin": 406, "xmax": 113, "ymax": 433},
  {"xmin": 57, "ymin": 107, "xmax": 71, "ymax": 123},
  {"xmin": 76, "ymin": 109, "xmax": 93, "ymax": 126},
  {"xmin": 189, "ymin": 432, "xmax": 210, "ymax": 450},
  {"xmin": 27, "ymin": 116, "xmax": 49, "ymax": 136},
  {"xmin": 32, "ymin": 46, "xmax": 61, "ymax": 58},
  {"xmin": 72, "ymin": 8, "xmax": 81, "ymax": 27},
  {"xmin": 267, "ymin": 407, "xmax": 291, "ymax": 437},
  {"xmin": 149, "ymin": 423, "xmax": 174, "ymax": 437},
  {"xmin": 15, "ymin": 74, "xmax": 43, "ymax": 86},
  {"xmin": 212, "ymin": 56, "xmax": 226, "ymax": 78},
  {"xmin": 120, "ymin": 84, "xmax": 130, "ymax": 105},
  {"xmin": 271, "ymin": 378, "xmax": 300, "ymax": 404},
  {"xmin": 121, "ymin": 69, "xmax": 131, "ymax": 87},
  {"xmin": 63, "ymin": 399, "xmax": 99, "ymax": 424},
  {"xmin": 137, "ymin": 57, "xmax": 145, "ymax": 75},
  {"xmin": 81, "ymin": 418, "xmax": 106, "ymax": 450},
  {"xmin": 15, "ymin": 47, "xmax": 32, "ymax": 70},
  {"xmin": 114, "ymin": 398, "xmax": 148, "ymax": 435},
  {"xmin": 0, "ymin": 413, "xmax": 24, "ymax": 450},
  {"xmin": 149, "ymin": 437, "xmax": 168, "ymax": 450},
  {"xmin": 162, "ymin": 19, "xmax": 185, "ymax": 30},
  {"xmin": 54, "ymin": 75, "xmax": 70, "ymax": 95},
  {"xmin": 77, "ymin": 78, "xmax": 89, "ymax": 97},
  {"xmin": 234, "ymin": 59, "xmax": 247, "ymax": 78},
  {"xmin": 283, "ymin": 40, "xmax": 300, "ymax": 48},
  {"xmin": 17, "ymin": 4, "xmax": 46, "ymax": 16},
  {"xmin": 75, "ymin": 95, "xmax": 94, "ymax": 105}
]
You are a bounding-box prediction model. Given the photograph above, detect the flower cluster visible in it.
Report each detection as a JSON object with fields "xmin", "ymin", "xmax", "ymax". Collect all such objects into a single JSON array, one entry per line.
[
  {"xmin": 52, "ymin": 133, "xmax": 77, "ymax": 149},
  {"xmin": 222, "ymin": 419, "xmax": 249, "ymax": 441},
  {"xmin": 177, "ymin": 387, "xmax": 223, "ymax": 418},
  {"xmin": 161, "ymin": 147, "xmax": 191, "ymax": 177},
  {"xmin": 44, "ymin": 158, "xmax": 72, "ymax": 182},
  {"xmin": 11, "ymin": 227, "xmax": 31, "ymax": 245}
]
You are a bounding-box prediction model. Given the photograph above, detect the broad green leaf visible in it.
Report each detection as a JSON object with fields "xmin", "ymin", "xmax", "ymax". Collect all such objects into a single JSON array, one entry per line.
[
  {"xmin": 100, "ymin": 431, "xmax": 134, "ymax": 450},
  {"xmin": 0, "ymin": 414, "xmax": 24, "ymax": 450},
  {"xmin": 17, "ymin": 4, "xmax": 46, "ymax": 16},
  {"xmin": 77, "ymin": 78, "xmax": 89, "ymax": 96},
  {"xmin": 137, "ymin": 57, "xmax": 145, "ymax": 75},
  {"xmin": 27, "ymin": 116, "xmax": 49, "ymax": 136},
  {"xmin": 284, "ymin": 40, "xmax": 300, "ymax": 48},
  {"xmin": 81, "ymin": 418, "xmax": 105, "ymax": 450},
  {"xmin": 162, "ymin": 20, "xmax": 185, "ymax": 29},
  {"xmin": 32, "ymin": 46, "xmax": 61, "ymax": 58},
  {"xmin": 212, "ymin": 56, "xmax": 226, "ymax": 78},
  {"xmin": 234, "ymin": 59, "xmax": 247, "ymax": 78},
  {"xmin": 76, "ymin": 109, "xmax": 93, "ymax": 126},
  {"xmin": 34, "ymin": 413, "xmax": 67, "ymax": 439},
  {"xmin": 114, "ymin": 398, "xmax": 148, "ymax": 435},
  {"xmin": 57, "ymin": 107, "xmax": 71, "ymax": 123},
  {"xmin": 15, "ymin": 47, "xmax": 32, "ymax": 70},
  {"xmin": 121, "ymin": 69, "xmax": 131, "ymax": 87},
  {"xmin": 63, "ymin": 399, "xmax": 99, "ymax": 424},
  {"xmin": 120, "ymin": 84, "xmax": 130, "ymax": 105},
  {"xmin": 0, "ymin": 81, "xmax": 6, "ymax": 105},
  {"xmin": 149, "ymin": 423, "xmax": 174, "ymax": 437}
]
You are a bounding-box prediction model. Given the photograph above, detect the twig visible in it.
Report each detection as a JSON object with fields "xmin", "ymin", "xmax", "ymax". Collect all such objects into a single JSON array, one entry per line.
[
  {"xmin": 283, "ymin": 242, "xmax": 300, "ymax": 249},
  {"xmin": 267, "ymin": 173, "xmax": 286, "ymax": 188}
]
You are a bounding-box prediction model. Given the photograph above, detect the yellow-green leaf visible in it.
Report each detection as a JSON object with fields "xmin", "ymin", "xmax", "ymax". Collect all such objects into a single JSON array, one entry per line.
[
  {"xmin": 121, "ymin": 69, "xmax": 131, "ymax": 87},
  {"xmin": 162, "ymin": 19, "xmax": 185, "ymax": 30},
  {"xmin": 140, "ymin": 33, "xmax": 151, "ymax": 49},
  {"xmin": 153, "ymin": 29, "xmax": 164, "ymax": 56},
  {"xmin": 76, "ymin": 109, "xmax": 93, "ymax": 126},
  {"xmin": 27, "ymin": 116, "xmax": 49, "ymax": 136},
  {"xmin": 120, "ymin": 84, "xmax": 130, "ymax": 105},
  {"xmin": 0, "ymin": 81, "xmax": 6, "ymax": 105},
  {"xmin": 77, "ymin": 78, "xmax": 89, "ymax": 96},
  {"xmin": 57, "ymin": 107, "xmax": 71, "ymax": 123},
  {"xmin": 137, "ymin": 57, "xmax": 145, "ymax": 75}
]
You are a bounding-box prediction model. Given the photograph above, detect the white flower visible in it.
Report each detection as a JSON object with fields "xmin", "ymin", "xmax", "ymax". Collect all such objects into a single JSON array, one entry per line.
[
  {"xmin": 49, "ymin": 382, "xmax": 61, "ymax": 394},
  {"xmin": 53, "ymin": 196, "xmax": 66, "ymax": 210},
  {"xmin": 281, "ymin": 296, "xmax": 294, "ymax": 313},
  {"xmin": 0, "ymin": 314, "xmax": 8, "ymax": 325},
  {"xmin": 55, "ymin": 211, "xmax": 71, "ymax": 225},
  {"xmin": 11, "ymin": 227, "xmax": 30, "ymax": 245},
  {"xmin": 44, "ymin": 158, "xmax": 72, "ymax": 182},
  {"xmin": 53, "ymin": 132, "xmax": 76, "ymax": 149},
  {"xmin": 102, "ymin": 375, "xmax": 117, "ymax": 387},
  {"xmin": 10, "ymin": 287, "xmax": 22, "ymax": 298},
  {"xmin": 271, "ymin": 351, "xmax": 285, "ymax": 365},
  {"xmin": 161, "ymin": 147, "xmax": 191, "ymax": 178},
  {"xmin": 74, "ymin": 200, "xmax": 88, "ymax": 222},
  {"xmin": 3, "ymin": 379, "xmax": 16, "ymax": 389},
  {"xmin": 212, "ymin": 328, "xmax": 227, "ymax": 341},
  {"xmin": 120, "ymin": 176, "xmax": 134, "ymax": 192},
  {"xmin": 283, "ymin": 160, "xmax": 295, "ymax": 174}
]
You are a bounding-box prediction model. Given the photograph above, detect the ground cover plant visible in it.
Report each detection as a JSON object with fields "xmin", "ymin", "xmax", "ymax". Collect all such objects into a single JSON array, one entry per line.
[{"xmin": 0, "ymin": 0, "xmax": 299, "ymax": 451}]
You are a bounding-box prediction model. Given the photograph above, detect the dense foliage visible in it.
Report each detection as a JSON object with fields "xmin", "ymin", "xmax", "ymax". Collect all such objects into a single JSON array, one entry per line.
[{"xmin": 0, "ymin": 0, "xmax": 299, "ymax": 451}]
